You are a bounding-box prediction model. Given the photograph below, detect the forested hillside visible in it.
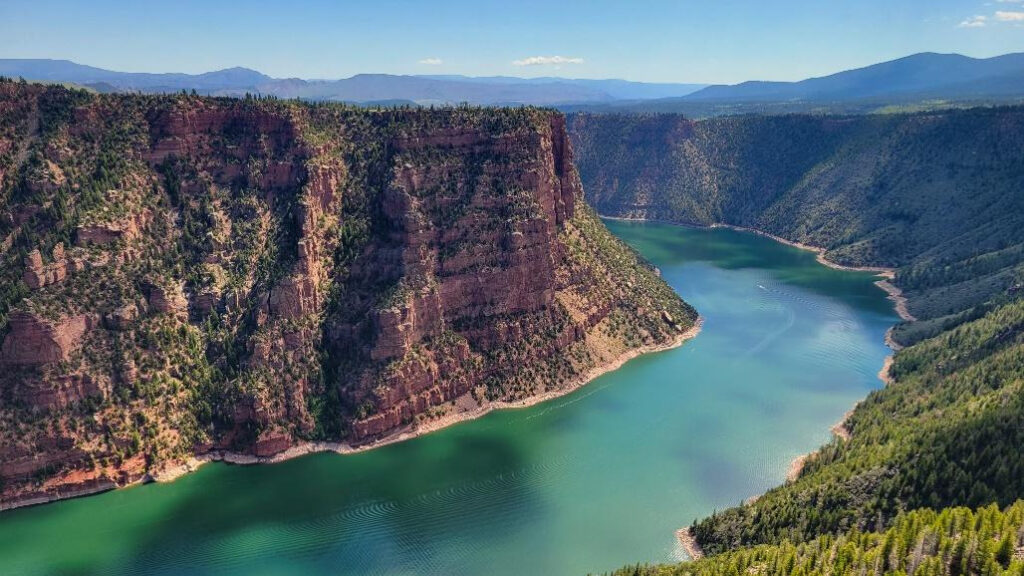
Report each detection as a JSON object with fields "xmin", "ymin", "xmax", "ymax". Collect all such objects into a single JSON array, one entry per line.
[
  {"xmin": 568, "ymin": 109, "xmax": 1024, "ymax": 345},
  {"xmin": 691, "ymin": 299, "xmax": 1024, "ymax": 554},
  {"xmin": 572, "ymin": 109, "xmax": 1024, "ymax": 576},
  {"xmin": 609, "ymin": 502, "xmax": 1024, "ymax": 576}
]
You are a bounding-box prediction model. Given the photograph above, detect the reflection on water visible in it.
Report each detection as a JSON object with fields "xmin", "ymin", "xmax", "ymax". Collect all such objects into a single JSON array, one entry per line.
[{"xmin": 0, "ymin": 222, "xmax": 897, "ymax": 576}]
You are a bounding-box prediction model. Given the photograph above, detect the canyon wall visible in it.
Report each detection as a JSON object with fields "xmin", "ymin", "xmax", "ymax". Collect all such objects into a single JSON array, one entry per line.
[{"xmin": 0, "ymin": 83, "xmax": 694, "ymax": 507}]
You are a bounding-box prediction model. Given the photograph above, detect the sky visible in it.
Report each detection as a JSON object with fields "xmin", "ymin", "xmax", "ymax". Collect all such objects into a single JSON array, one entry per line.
[{"xmin": 2, "ymin": 0, "xmax": 1024, "ymax": 84}]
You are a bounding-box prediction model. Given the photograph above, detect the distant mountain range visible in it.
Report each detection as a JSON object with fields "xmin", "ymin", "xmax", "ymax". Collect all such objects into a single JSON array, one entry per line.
[
  {"xmin": 0, "ymin": 60, "xmax": 273, "ymax": 92},
  {"xmin": 418, "ymin": 75, "xmax": 708, "ymax": 100},
  {"xmin": 684, "ymin": 52, "xmax": 1024, "ymax": 102},
  {"xmin": 0, "ymin": 59, "xmax": 706, "ymax": 106},
  {"xmin": 3, "ymin": 52, "xmax": 1024, "ymax": 108}
]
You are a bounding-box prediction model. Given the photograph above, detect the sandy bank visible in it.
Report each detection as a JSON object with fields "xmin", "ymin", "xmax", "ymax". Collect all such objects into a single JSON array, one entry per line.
[
  {"xmin": 884, "ymin": 327, "xmax": 904, "ymax": 351},
  {"xmin": 877, "ymin": 356, "xmax": 895, "ymax": 385},
  {"xmin": 874, "ymin": 281, "xmax": 916, "ymax": 323},
  {"xmin": 676, "ymin": 526, "xmax": 705, "ymax": 561},
  {"xmin": 830, "ymin": 410, "xmax": 854, "ymax": 443},
  {"xmin": 787, "ymin": 453, "xmax": 812, "ymax": 483}
]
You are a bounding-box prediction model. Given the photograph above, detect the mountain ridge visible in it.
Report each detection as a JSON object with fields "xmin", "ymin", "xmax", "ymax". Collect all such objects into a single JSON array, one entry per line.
[
  {"xmin": 684, "ymin": 52, "xmax": 1024, "ymax": 102},
  {"xmin": 11, "ymin": 52, "xmax": 1024, "ymax": 109},
  {"xmin": 0, "ymin": 59, "xmax": 705, "ymax": 105}
]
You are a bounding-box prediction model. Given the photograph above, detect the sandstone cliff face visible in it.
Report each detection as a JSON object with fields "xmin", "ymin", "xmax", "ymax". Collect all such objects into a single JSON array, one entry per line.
[
  {"xmin": 331, "ymin": 117, "xmax": 583, "ymax": 439},
  {"xmin": 0, "ymin": 83, "xmax": 694, "ymax": 507},
  {"xmin": 1, "ymin": 310, "xmax": 96, "ymax": 365}
]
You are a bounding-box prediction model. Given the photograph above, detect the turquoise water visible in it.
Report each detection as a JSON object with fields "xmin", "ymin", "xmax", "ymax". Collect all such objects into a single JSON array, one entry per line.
[{"xmin": 0, "ymin": 222, "xmax": 897, "ymax": 576}]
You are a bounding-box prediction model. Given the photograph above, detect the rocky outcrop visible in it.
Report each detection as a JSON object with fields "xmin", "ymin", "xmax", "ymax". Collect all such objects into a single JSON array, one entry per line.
[
  {"xmin": 75, "ymin": 208, "xmax": 149, "ymax": 246},
  {"xmin": 22, "ymin": 243, "xmax": 116, "ymax": 291},
  {"xmin": 253, "ymin": 433, "xmax": 292, "ymax": 458},
  {"xmin": 22, "ymin": 246, "xmax": 67, "ymax": 290},
  {"xmin": 352, "ymin": 337, "xmax": 474, "ymax": 438},
  {"xmin": 370, "ymin": 290, "xmax": 444, "ymax": 361},
  {"xmin": 192, "ymin": 289, "xmax": 220, "ymax": 316},
  {"xmin": 142, "ymin": 103, "xmax": 299, "ymax": 172},
  {"xmin": 1, "ymin": 310, "xmax": 95, "ymax": 365},
  {"xmin": 0, "ymin": 437, "xmax": 85, "ymax": 481},
  {"xmin": 268, "ymin": 274, "xmax": 320, "ymax": 320},
  {"xmin": 104, "ymin": 303, "xmax": 140, "ymax": 331},
  {"xmin": 19, "ymin": 373, "xmax": 104, "ymax": 410},
  {"xmin": 147, "ymin": 281, "xmax": 187, "ymax": 315}
]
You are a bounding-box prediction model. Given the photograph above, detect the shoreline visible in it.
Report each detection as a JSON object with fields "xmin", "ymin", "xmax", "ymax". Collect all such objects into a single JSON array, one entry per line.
[
  {"xmin": 676, "ymin": 527, "xmax": 705, "ymax": 561},
  {"xmin": 717, "ymin": 222, "xmax": 916, "ymax": 323},
  {"xmin": 4, "ymin": 318, "xmax": 703, "ymax": 511},
  {"xmin": 884, "ymin": 327, "xmax": 903, "ymax": 351},
  {"xmin": 874, "ymin": 281, "xmax": 916, "ymax": 323},
  {"xmin": 604, "ymin": 216, "xmax": 917, "ymax": 323},
  {"xmin": 786, "ymin": 453, "xmax": 812, "ymax": 483},
  {"xmin": 707, "ymin": 223, "xmax": 896, "ymax": 276},
  {"xmin": 830, "ymin": 409, "xmax": 854, "ymax": 443},
  {"xmin": 162, "ymin": 318, "xmax": 703, "ymax": 476}
]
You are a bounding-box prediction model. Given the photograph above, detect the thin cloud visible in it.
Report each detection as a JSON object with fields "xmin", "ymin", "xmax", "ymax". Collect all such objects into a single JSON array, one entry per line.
[
  {"xmin": 996, "ymin": 0, "xmax": 1024, "ymax": 3},
  {"xmin": 957, "ymin": 15, "xmax": 988, "ymax": 27},
  {"xmin": 418, "ymin": 58, "xmax": 443, "ymax": 65},
  {"xmin": 512, "ymin": 55, "xmax": 585, "ymax": 66},
  {"xmin": 995, "ymin": 10, "xmax": 1024, "ymax": 20}
]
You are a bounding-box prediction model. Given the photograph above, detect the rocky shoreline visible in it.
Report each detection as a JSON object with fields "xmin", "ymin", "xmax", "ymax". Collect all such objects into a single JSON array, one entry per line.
[
  {"xmin": 158, "ymin": 318, "xmax": 703, "ymax": 480},
  {"xmin": 676, "ymin": 526, "xmax": 705, "ymax": 561},
  {"xmin": 0, "ymin": 478, "xmax": 117, "ymax": 512},
  {"xmin": 786, "ymin": 453, "xmax": 812, "ymax": 482},
  {"xmin": 874, "ymin": 281, "xmax": 916, "ymax": 323},
  {"xmin": 3, "ymin": 318, "xmax": 703, "ymax": 512}
]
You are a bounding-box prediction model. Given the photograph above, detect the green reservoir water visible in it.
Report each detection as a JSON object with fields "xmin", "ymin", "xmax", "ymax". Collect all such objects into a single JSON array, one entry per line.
[{"xmin": 0, "ymin": 222, "xmax": 898, "ymax": 576}]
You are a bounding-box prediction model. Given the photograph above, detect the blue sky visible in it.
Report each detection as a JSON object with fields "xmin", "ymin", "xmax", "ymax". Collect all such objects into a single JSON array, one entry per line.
[{"xmin": 2, "ymin": 0, "xmax": 1024, "ymax": 83}]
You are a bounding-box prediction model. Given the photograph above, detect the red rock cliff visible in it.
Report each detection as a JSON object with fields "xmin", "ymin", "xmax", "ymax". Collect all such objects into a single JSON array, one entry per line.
[{"xmin": 0, "ymin": 84, "xmax": 694, "ymax": 507}]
